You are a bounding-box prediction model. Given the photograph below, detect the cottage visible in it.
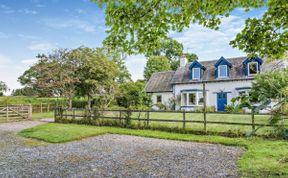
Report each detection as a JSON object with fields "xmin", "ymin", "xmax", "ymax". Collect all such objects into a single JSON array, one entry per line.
[{"xmin": 145, "ymin": 56, "xmax": 286, "ymax": 112}]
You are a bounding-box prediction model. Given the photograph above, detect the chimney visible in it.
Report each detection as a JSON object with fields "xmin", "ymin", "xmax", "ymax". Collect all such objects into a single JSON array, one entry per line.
[{"xmin": 180, "ymin": 55, "xmax": 187, "ymax": 67}]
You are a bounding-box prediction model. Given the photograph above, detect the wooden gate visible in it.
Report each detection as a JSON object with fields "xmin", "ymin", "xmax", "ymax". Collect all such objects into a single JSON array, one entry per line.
[{"xmin": 0, "ymin": 105, "xmax": 32, "ymax": 121}]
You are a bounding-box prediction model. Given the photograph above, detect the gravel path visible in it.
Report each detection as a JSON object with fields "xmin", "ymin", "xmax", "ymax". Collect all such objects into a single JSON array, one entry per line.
[{"xmin": 0, "ymin": 121, "xmax": 244, "ymax": 178}]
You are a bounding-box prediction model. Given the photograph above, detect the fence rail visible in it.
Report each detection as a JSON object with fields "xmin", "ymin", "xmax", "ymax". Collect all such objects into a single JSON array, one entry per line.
[
  {"xmin": 0, "ymin": 105, "xmax": 32, "ymax": 121},
  {"xmin": 55, "ymin": 108, "xmax": 288, "ymax": 134}
]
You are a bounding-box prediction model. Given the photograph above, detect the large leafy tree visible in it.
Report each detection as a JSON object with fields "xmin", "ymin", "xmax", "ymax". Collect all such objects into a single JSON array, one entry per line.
[
  {"xmin": 0, "ymin": 81, "xmax": 8, "ymax": 96},
  {"xmin": 145, "ymin": 38, "xmax": 198, "ymax": 70},
  {"xmin": 19, "ymin": 49, "xmax": 79, "ymax": 108},
  {"xmin": 71, "ymin": 47, "xmax": 119, "ymax": 109},
  {"xmin": 93, "ymin": 0, "xmax": 286, "ymax": 60},
  {"xmin": 144, "ymin": 56, "xmax": 171, "ymax": 81}
]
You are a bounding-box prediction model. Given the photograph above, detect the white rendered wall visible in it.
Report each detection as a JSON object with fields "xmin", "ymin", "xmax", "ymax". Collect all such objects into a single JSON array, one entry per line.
[
  {"xmin": 174, "ymin": 80, "xmax": 253, "ymax": 110},
  {"xmin": 151, "ymin": 92, "xmax": 173, "ymax": 106}
]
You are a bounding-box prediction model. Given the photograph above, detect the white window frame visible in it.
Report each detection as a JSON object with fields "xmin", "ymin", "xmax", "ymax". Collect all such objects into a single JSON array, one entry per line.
[
  {"xmin": 192, "ymin": 68, "xmax": 201, "ymax": 80},
  {"xmin": 248, "ymin": 62, "xmax": 259, "ymax": 76},
  {"xmin": 218, "ymin": 65, "xmax": 228, "ymax": 78},
  {"xmin": 181, "ymin": 91, "xmax": 206, "ymax": 106}
]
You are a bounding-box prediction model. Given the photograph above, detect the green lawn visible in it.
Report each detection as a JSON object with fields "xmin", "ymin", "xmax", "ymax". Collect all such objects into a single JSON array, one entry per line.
[
  {"xmin": 62, "ymin": 110, "xmax": 287, "ymax": 136},
  {"xmin": 32, "ymin": 112, "xmax": 54, "ymax": 120},
  {"xmin": 19, "ymin": 123, "xmax": 288, "ymax": 177}
]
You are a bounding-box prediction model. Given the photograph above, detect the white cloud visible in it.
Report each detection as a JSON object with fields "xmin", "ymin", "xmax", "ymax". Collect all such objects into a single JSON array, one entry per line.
[
  {"xmin": 173, "ymin": 15, "xmax": 246, "ymax": 60},
  {"xmin": 43, "ymin": 19, "xmax": 97, "ymax": 33},
  {"xmin": 17, "ymin": 9, "xmax": 37, "ymax": 15},
  {"xmin": 28, "ymin": 42, "xmax": 55, "ymax": 51},
  {"xmin": 125, "ymin": 55, "xmax": 147, "ymax": 81},
  {"xmin": 0, "ymin": 32, "xmax": 8, "ymax": 38}
]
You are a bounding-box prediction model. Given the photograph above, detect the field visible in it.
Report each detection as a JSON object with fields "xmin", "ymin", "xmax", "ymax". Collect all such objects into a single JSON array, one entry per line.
[
  {"xmin": 61, "ymin": 109, "xmax": 288, "ymax": 136},
  {"xmin": 19, "ymin": 123, "xmax": 288, "ymax": 177}
]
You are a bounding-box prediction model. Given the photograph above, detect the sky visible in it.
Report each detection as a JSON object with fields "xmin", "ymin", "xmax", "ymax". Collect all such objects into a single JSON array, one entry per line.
[{"xmin": 0, "ymin": 0, "xmax": 267, "ymax": 93}]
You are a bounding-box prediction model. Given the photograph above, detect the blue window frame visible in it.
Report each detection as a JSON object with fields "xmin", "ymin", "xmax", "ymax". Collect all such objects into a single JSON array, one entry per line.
[
  {"xmin": 192, "ymin": 68, "xmax": 200, "ymax": 80},
  {"xmin": 218, "ymin": 65, "xmax": 227, "ymax": 78}
]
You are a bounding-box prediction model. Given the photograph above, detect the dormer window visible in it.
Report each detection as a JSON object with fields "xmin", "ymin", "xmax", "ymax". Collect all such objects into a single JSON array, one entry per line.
[
  {"xmin": 192, "ymin": 68, "xmax": 200, "ymax": 80},
  {"xmin": 215, "ymin": 56, "xmax": 232, "ymax": 79},
  {"xmin": 218, "ymin": 65, "xmax": 228, "ymax": 78},
  {"xmin": 243, "ymin": 57, "xmax": 263, "ymax": 77},
  {"xmin": 189, "ymin": 60, "xmax": 206, "ymax": 80},
  {"xmin": 248, "ymin": 62, "xmax": 258, "ymax": 75}
]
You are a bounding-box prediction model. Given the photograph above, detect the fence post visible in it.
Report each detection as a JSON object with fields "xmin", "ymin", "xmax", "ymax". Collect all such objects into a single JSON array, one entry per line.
[
  {"xmin": 203, "ymin": 82, "xmax": 207, "ymax": 134},
  {"xmin": 28, "ymin": 104, "xmax": 32, "ymax": 119},
  {"xmin": 147, "ymin": 111, "xmax": 150, "ymax": 127},
  {"xmin": 47, "ymin": 104, "xmax": 50, "ymax": 112},
  {"xmin": 72, "ymin": 108, "xmax": 76, "ymax": 120},
  {"xmin": 40, "ymin": 103, "xmax": 43, "ymax": 113},
  {"xmin": 183, "ymin": 110, "xmax": 186, "ymax": 129},
  {"xmin": 251, "ymin": 108, "xmax": 255, "ymax": 131},
  {"xmin": 6, "ymin": 105, "xmax": 8, "ymax": 121}
]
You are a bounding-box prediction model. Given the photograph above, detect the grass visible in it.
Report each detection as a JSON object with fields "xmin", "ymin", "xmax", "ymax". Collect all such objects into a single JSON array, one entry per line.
[
  {"xmin": 31, "ymin": 112, "xmax": 54, "ymax": 120},
  {"xmin": 63, "ymin": 109, "xmax": 287, "ymax": 136},
  {"xmin": 0, "ymin": 96, "xmax": 65, "ymax": 105},
  {"xmin": 19, "ymin": 123, "xmax": 288, "ymax": 177}
]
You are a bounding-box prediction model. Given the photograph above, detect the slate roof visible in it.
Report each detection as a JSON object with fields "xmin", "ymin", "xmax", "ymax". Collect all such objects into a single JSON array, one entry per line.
[
  {"xmin": 145, "ymin": 56, "xmax": 286, "ymax": 93},
  {"xmin": 145, "ymin": 71, "xmax": 175, "ymax": 93}
]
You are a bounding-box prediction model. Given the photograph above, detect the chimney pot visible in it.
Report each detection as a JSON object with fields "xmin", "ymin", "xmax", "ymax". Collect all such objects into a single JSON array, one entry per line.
[{"xmin": 180, "ymin": 55, "xmax": 187, "ymax": 67}]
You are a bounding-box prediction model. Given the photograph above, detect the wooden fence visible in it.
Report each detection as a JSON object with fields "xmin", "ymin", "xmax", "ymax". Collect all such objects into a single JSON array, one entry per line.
[
  {"xmin": 55, "ymin": 108, "xmax": 288, "ymax": 134},
  {"xmin": 32, "ymin": 103, "xmax": 55, "ymax": 113},
  {"xmin": 0, "ymin": 105, "xmax": 32, "ymax": 121}
]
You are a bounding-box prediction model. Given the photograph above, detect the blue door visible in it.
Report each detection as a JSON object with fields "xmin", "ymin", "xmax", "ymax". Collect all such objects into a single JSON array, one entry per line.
[{"xmin": 217, "ymin": 92, "xmax": 227, "ymax": 112}]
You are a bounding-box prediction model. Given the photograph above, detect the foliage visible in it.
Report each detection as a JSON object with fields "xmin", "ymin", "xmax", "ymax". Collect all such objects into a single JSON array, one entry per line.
[
  {"xmin": 91, "ymin": 0, "xmax": 288, "ymax": 61},
  {"xmin": 228, "ymin": 69, "xmax": 288, "ymax": 138},
  {"xmin": 145, "ymin": 38, "xmax": 198, "ymax": 70},
  {"xmin": 144, "ymin": 56, "xmax": 171, "ymax": 80},
  {"xmin": 230, "ymin": 0, "xmax": 288, "ymax": 59},
  {"xmin": 18, "ymin": 49, "xmax": 79, "ymax": 108},
  {"xmin": 11, "ymin": 87, "xmax": 39, "ymax": 97},
  {"xmin": 71, "ymin": 47, "xmax": 119, "ymax": 109},
  {"xmin": 20, "ymin": 123, "xmax": 288, "ymax": 177},
  {"xmin": 101, "ymin": 47, "xmax": 132, "ymax": 84},
  {"xmin": 0, "ymin": 96, "xmax": 65, "ymax": 105},
  {"xmin": 116, "ymin": 81, "xmax": 151, "ymax": 108},
  {"xmin": 0, "ymin": 81, "xmax": 8, "ymax": 96}
]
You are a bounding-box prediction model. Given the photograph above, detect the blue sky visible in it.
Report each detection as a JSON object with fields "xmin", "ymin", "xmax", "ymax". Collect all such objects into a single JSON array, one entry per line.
[{"xmin": 0, "ymin": 0, "xmax": 266, "ymax": 92}]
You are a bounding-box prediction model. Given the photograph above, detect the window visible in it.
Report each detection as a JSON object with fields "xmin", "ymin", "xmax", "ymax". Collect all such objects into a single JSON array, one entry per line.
[
  {"xmin": 188, "ymin": 93, "xmax": 196, "ymax": 105},
  {"xmin": 238, "ymin": 90, "xmax": 250, "ymax": 97},
  {"xmin": 248, "ymin": 62, "xmax": 258, "ymax": 75},
  {"xmin": 182, "ymin": 93, "xmax": 187, "ymax": 105},
  {"xmin": 156, "ymin": 95, "xmax": 162, "ymax": 103},
  {"xmin": 192, "ymin": 68, "xmax": 200, "ymax": 80},
  {"xmin": 218, "ymin": 65, "xmax": 227, "ymax": 78},
  {"xmin": 198, "ymin": 92, "xmax": 204, "ymax": 105},
  {"xmin": 181, "ymin": 91, "xmax": 205, "ymax": 106}
]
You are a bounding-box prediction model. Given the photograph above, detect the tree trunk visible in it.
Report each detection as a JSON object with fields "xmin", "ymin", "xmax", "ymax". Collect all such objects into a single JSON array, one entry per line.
[
  {"xmin": 87, "ymin": 94, "xmax": 92, "ymax": 110},
  {"xmin": 68, "ymin": 96, "xmax": 73, "ymax": 110}
]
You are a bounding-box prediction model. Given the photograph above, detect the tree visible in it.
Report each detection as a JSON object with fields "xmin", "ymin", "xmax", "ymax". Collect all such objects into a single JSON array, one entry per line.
[
  {"xmin": 145, "ymin": 38, "xmax": 198, "ymax": 70},
  {"xmin": 72, "ymin": 47, "xmax": 119, "ymax": 109},
  {"xmin": 19, "ymin": 49, "xmax": 79, "ymax": 108},
  {"xmin": 101, "ymin": 47, "xmax": 132, "ymax": 84},
  {"xmin": 230, "ymin": 0, "xmax": 287, "ymax": 60},
  {"xmin": 144, "ymin": 56, "xmax": 171, "ymax": 81},
  {"xmin": 228, "ymin": 69, "xmax": 288, "ymax": 137},
  {"xmin": 11, "ymin": 87, "xmax": 39, "ymax": 97},
  {"xmin": 0, "ymin": 81, "xmax": 8, "ymax": 96},
  {"xmin": 91, "ymin": 0, "xmax": 287, "ymax": 60},
  {"xmin": 116, "ymin": 81, "xmax": 151, "ymax": 108}
]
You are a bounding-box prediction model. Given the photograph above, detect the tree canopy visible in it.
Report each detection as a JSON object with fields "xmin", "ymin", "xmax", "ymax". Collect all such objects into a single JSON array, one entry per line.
[
  {"xmin": 144, "ymin": 56, "xmax": 171, "ymax": 81},
  {"xmin": 93, "ymin": 0, "xmax": 287, "ymax": 60},
  {"xmin": 0, "ymin": 81, "xmax": 8, "ymax": 96}
]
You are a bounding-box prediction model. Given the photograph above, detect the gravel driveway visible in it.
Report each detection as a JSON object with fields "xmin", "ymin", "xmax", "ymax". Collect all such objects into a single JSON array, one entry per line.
[{"xmin": 0, "ymin": 121, "xmax": 244, "ymax": 178}]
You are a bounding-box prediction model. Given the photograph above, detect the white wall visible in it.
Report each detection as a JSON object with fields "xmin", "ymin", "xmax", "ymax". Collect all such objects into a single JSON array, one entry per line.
[
  {"xmin": 174, "ymin": 80, "xmax": 253, "ymax": 110},
  {"xmin": 151, "ymin": 92, "xmax": 173, "ymax": 106}
]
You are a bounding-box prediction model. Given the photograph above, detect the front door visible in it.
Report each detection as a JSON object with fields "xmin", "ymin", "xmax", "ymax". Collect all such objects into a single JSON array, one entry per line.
[{"xmin": 217, "ymin": 92, "xmax": 227, "ymax": 112}]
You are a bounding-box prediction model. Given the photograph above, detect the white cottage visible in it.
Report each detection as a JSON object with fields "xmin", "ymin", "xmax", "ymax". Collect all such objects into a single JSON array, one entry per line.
[{"xmin": 145, "ymin": 56, "xmax": 286, "ymax": 112}]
